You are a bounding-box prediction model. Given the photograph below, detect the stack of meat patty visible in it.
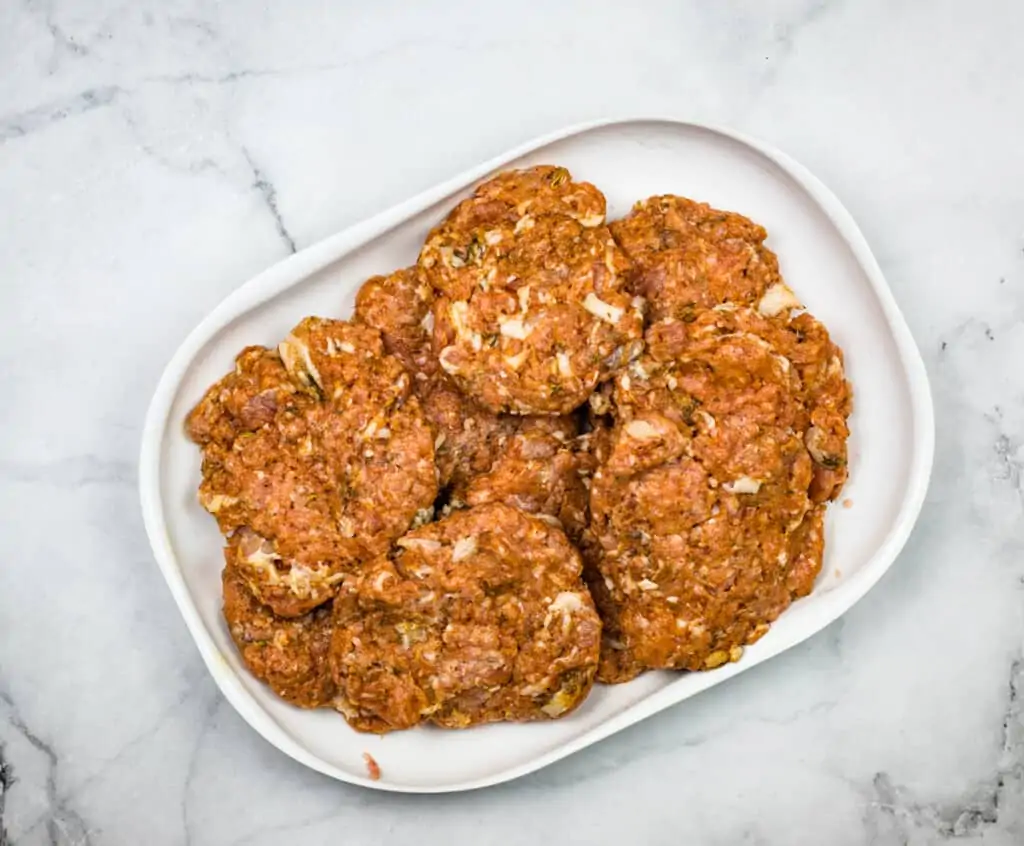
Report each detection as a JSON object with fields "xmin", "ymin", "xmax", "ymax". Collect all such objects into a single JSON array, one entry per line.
[{"xmin": 186, "ymin": 166, "xmax": 851, "ymax": 733}]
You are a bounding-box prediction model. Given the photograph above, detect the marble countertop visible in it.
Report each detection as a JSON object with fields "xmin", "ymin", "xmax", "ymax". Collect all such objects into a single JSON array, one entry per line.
[{"xmin": 2, "ymin": 1, "xmax": 1023, "ymax": 843}]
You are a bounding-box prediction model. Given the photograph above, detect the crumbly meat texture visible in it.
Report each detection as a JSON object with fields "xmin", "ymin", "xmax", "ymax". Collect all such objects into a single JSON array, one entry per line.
[
  {"xmin": 330, "ymin": 503, "xmax": 602, "ymax": 733},
  {"xmin": 586, "ymin": 305, "xmax": 850, "ymax": 681},
  {"xmin": 351, "ymin": 265, "xmax": 504, "ymax": 488},
  {"xmin": 353, "ymin": 268, "xmax": 586, "ymax": 506},
  {"xmin": 773, "ymin": 312, "xmax": 852, "ymax": 502},
  {"xmin": 644, "ymin": 306, "xmax": 852, "ymax": 502},
  {"xmin": 278, "ymin": 317, "xmax": 403, "ymax": 406},
  {"xmin": 201, "ymin": 436, "xmax": 355, "ymax": 617},
  {"xmin": 428, "ymin": 217, "xmax": 644, "ymax": 415},
  {"xmin": 415, "ymin": 373, "xmax": 515, "ymax": 490},
  {"xmin": 469, "ymin": 166, "xmax": 607, "ymax": 227},
  {"xmin": 187, "ymin": 346, "xmax": 311, "ymax": 449},
  {"xmin": 188, "ymin": 319, "xmax": 437, "ymax": 617},
  {"xmin": 222, "ymin": 561, "xmax": 336, "ymax": 708},
  {"xmin": 610, "ymin": 195, "xmax": 793, "ymax": 323},
  {"xmin": 458, "ymin": 418, "xmax": 590, "ymax": 542},
  {"xmin": 354, "ymin": 266, "xmax": 438, "ymax": 376},
  {"xmin": 421, "ymin": 379, "xmax": 586, "ymax": 528},
  {"xmin": 420, "ymin": 168, "xmax": 644, "ymax": 414},
  {"xmin": 420, "ymin": 167, "xmax": 607, "ymax": 298}
]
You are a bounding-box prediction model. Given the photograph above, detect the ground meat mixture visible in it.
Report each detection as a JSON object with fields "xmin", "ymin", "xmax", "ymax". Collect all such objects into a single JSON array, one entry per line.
[
  {"xmin": 776, "ymin": 313, "xmax": 852, "ymax": 502},
  {"xmin": 202, "ymin": 436, "xmax": 354, "ymax": 617},
  {"xmin": 420, "ymin": 167, "xmax": 644, "ymax": 414},
  {"xmin": 277, "ymin": 317, "xmax": 405, "ymax": 408},
  {"xmin": 354, "ymin": 266, "xmax": 438, "ymax": 377},
  {"xmin": 785, "ymin": 503, "xmax": 826, "ymax": 596},
  {"xmin": 426, "ymin": 392, "xmax": 587, "ymax": 536},
  {"xmin": 468, "ymin": 166, "xmax": 606, "ymax": 227},
  {"xmin": 420, "ymin": 168, "xmax": 607, "ymax": 296},
  {"xmin": 610, "ymin": 195, "xmax": 795, "ymax": 323},
  {"xmin": 363, "ymin": 752, "xmax": 381, "ymax": 781},
  {"xmin": 187, "ymin": 346, "xmax": 313, "ymax": 449},
  {"xmin": 585, "ymin": 304, "xmax": 850, "ymax": 681},
  {"xmin": 186, "ymin": 169, "xmax": 854, "ymax": 729},
  {"xmin": 352, "ymin": 263, "xmax": 510, "ymax": 489},
  {"xmin": 222, "ymin": 561, "xmax": 336, "ymax": 708},
  {"xmin": 412, "ymin": 373, "xmax": 513, "ymax": 490},
  {"xmin": 644, "ymin": 306, "xmax": 851, "ymax": 501},
  {"xmin": 353, "ymin": 265, "xmax": 589, "ymax": 522},
  {"xmin": 330, "ymin": 503, "xmax": 602, "ymax": 733},
  {"xmin": 187, "ymin": 318, "xmax": 437, "ymax": 617},
  {"xmin": 458, "ymin": 417, "xmax": 590, "ymax": 542}
]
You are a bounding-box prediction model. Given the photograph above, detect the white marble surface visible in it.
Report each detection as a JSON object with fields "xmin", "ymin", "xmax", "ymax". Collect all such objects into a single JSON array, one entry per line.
[{"xmin": 2, "ymin": 0, "xmax": 1023, "ymax": 843}]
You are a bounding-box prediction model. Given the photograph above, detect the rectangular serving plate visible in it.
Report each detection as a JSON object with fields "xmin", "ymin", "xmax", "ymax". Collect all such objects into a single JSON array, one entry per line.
[{"xmin": 139, "ymin": 117, "xmax": 934, "ymax": 792}]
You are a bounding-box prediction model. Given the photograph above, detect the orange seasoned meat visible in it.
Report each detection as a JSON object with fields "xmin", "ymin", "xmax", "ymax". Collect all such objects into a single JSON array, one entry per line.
[
  {"xmin": 187, "ymin": 318, "xmax": 437, "ymax": 617},
  {"xmin": 330, "ymin": 504, "xmax": 601, "ymax": 732},
  {"xmin": 586, "ymin": 305, "xmax": 850, "ymax": 681},
  {"xmin": 610, "ymin": 195, "xmax": 790, "ymax": 323},
  {"xmin": 222, "ymin": 561, "xmax": 336, "ymax": 708},
  {"xmin": 420, "ymin": 167, "xmax": 643, "ymax": 414}
]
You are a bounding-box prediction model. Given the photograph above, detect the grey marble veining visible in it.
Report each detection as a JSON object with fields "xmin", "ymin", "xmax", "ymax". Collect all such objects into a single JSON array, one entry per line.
[{"xmin": 2, "ymin": 0, "xmax": 1023, "ymax": 843}]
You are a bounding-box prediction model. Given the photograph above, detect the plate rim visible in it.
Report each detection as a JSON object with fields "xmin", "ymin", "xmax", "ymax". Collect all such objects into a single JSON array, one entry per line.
[{"xmin": 138, "ymin": 115, "xmax": 936, "ymax": 793}]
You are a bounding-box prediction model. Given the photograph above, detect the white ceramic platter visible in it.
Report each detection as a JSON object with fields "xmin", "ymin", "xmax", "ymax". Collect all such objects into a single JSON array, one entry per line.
[{"xmin": 139, "ymin": 118, "xmax": 934, "ymax": 793}]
